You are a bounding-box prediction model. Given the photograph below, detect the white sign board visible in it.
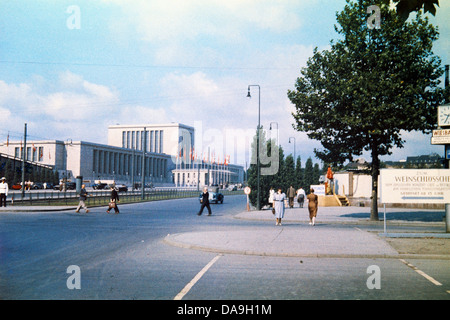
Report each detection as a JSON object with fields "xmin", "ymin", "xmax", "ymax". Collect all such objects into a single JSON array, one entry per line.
[
  {"xmin": 380, "ymin": 169, "xmax": 450, "ymax": 204},
  {"xmin": 310, "ymin": 184, "xmax": 325, "ymax": 196},
  {"xmin": 431, "ymin": 129, "xmax": 450, "ymax": 144}
]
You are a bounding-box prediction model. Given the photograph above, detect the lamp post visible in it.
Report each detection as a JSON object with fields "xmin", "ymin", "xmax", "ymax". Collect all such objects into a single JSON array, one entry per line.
[
  {"xmin": 247, "ymin": 85, "xmax": 261, "ymax": 210},
  {"xmin": 269, "ymin": 122, "xmax": 279, "ymax": 147},
  {"xmin": 289, "ymin": 137, "xmax": 296, "ymax": 168}
]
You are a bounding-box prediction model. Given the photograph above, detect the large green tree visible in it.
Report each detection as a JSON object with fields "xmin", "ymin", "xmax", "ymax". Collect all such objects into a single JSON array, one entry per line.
[
  {"xmin": 288, "ymin": 0, "xmax": 445, "ymax": 220},
  {"xmin": 393, "ymin": 0, "xmax": 440, "ymax": 21}
]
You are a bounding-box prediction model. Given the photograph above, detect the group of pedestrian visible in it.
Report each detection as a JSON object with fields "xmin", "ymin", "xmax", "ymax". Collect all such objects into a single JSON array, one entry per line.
[
  {"xmin": 75, "ymin": 184, "xmax": 120, "ymax": 214},
  {"xmin": 268, "ymin": 186, "xmax": 318, "ymax": 226}
]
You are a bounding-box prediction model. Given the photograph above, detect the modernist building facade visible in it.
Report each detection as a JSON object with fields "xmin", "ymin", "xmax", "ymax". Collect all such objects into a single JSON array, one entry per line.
[
  {"xmin": 0, "ymin": 123, "xmax": 245, "ymax": 187},
  {"xmin": 0, "ymin": 139, "xmax": 171, "ymax": 185},
  {"xmin": 172, "ymin": 163, "xmax": 244, "ymax": 187},
  {"xmin": 107, "ymin": 123, "xmax": 195, "ymax": 159}
]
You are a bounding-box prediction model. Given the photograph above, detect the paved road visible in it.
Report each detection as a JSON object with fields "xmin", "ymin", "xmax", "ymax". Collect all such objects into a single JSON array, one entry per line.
[{"xmin": 1, "ymin": 195, "xmax": 449, "ymax": 301}]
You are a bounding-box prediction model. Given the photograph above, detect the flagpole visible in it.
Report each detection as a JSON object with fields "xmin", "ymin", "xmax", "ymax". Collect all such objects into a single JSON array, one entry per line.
[{"xmin": 21, "ymin": 123, "xmax": 27, "ymax": 200}]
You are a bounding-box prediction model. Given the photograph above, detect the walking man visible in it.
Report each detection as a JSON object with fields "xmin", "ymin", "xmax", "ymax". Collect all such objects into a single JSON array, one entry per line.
[
  {"xmin": 287, "ymin": 185, "xmax": 296, "ymax": 208},
  {"xmin": 197, "ymin": 187, "xmax": 212, "ymax": 216},
  {"xmin": 76, "ymin": 184, "xmax": 90, "ymax": 213},
  {"xmin": 0, "ymin": 177, "xmax": 9, "ymax": 207},
  {"xmin": 296, "ymin": 187, "xmax": 306, "ymax": 208}
]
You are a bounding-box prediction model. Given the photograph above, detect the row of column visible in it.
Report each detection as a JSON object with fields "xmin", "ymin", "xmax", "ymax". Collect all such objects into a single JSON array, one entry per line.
[{"xmin": 93, "ymin": 149, "xmax": 167, "ymax": 179}]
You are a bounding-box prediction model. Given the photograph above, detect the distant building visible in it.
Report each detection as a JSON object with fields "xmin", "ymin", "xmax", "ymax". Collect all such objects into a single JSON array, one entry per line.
[
  {"xmin": 406, "ymin": 153, "xmax": 443, "ymax": 167},
  {"xmin": 107, "ymin": 123, "xmax": 195, "ymax": 160},
  {"xmin": 0, "ymin": 140, "xmax": 172, "ymax": 185},
  {"xmin": 0, "ymin": 122, "xmax": 244, "ymax": 187}
]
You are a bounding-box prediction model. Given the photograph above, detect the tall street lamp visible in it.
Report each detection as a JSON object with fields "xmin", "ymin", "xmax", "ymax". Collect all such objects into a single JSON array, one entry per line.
[
  {"xmin": 289, "ymin": 137, "xmax": 296, "ymax": 168},
  {"xmin": 247, "ymin": 85, "xmax": 261, "ymax": 210}
]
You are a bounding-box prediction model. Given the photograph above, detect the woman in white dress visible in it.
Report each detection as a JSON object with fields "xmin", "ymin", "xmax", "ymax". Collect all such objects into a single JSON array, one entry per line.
[{"xmin": 273, "ymin": 188, "xmax": 286, "ymax": 226}]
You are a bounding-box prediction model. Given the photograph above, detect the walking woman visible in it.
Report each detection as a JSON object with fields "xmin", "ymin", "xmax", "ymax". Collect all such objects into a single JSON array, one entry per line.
[
  {"xmin": 107, "ymin": 185, "xmax": 120, "ymax": 214},
  {"xmin": 307, "ymin": 188, "xmax": 318, "ymax": 225},
  {"xmin": 273, "ymin": 188, "xmax": 285, "ymax": 226}
]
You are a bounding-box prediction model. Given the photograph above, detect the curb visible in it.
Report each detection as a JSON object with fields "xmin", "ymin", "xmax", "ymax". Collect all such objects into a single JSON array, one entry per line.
[
  {"xmin": 162, "ymin": 233, "xmax": 450, "ymax": 260},
  {"xmin": 234, "ymin": 212, "xmax": 445, "ymax": 228}
]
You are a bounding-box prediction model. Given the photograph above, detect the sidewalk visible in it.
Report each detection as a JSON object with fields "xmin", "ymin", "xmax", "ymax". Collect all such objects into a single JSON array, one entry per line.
[
  {"xmin": 0, "ymin": 205, "xmax": 76, "ymax": 212},
  {"xmin": 164, "ymin": 206, "xmax": 450, "ymax": 259}
]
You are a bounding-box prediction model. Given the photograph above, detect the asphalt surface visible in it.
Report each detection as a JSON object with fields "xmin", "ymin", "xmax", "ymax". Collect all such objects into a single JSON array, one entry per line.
[{"xmin": 1, "ymin": 195, "xmax": 449, "ymax": 301}]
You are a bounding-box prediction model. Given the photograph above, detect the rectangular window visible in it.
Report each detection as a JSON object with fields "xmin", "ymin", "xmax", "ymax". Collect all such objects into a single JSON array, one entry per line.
[
  {"xmin": 38, "ymin": 147, "xmax": 44, "ymax": 161},
  {"xmin": 150, "ymin": 131, "xmax": 154, "ymax": 152},
  {"xmin": 155, "ymin": 131, "xmax": 159, "ymax": 153},
  {"xmin": 93, "ymin": 150, "xmax": 97, "ymax": 172}
]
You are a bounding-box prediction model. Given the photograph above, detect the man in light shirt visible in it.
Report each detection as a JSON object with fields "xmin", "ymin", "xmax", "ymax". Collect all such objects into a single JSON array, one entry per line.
[{"xmin": 0, "ymin": 177, "xmax": 9, "ymax": 207}]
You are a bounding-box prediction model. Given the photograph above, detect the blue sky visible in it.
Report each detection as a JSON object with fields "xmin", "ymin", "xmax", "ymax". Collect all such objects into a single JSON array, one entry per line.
[{"xmin": 0, "ymin": 0, "xmax": 449, "ymax": 167}]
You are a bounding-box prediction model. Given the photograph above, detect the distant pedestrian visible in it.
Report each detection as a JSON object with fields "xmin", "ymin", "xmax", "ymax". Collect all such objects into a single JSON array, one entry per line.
[
  {"xmin": 75, "ymin": 184, "xmax": 90, "ymax": 213},
  {"xmin": 197, "ymin": 187, "xmax": 212, "ymax": 216},
  {"xmin": 106, "ymin": 185, "xmax": 120, "ymax": 214},
  {"xmin": 0, "ymin": 177, "xmax": 9, "ymax": 207},
  {"xmin": 268, "ymin": 187, "xmax": 275, "ymax": 209},
  {"xmin": 287, "ymin": 185, "xmax": 296, "ymax": 208},
  {"xmin": 307, "ymin": 188, "xmax": 318, "ymax": 226},
  {"xmin": 296, "ymin": 187, "xmax": 305, "ymax": 208},
  {"xmin": 273, "ymin": 188, "xmax": 285, "ymax": 226}
]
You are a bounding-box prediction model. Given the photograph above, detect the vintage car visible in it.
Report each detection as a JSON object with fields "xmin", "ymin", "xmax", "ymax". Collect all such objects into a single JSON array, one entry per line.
[
  {"xmin": 117, "ymin": 184, "xmax": 128, "ymax": 192},
  {"xmin": 198, "ymin": 186, "xmax": 224, "ymax": 204}
]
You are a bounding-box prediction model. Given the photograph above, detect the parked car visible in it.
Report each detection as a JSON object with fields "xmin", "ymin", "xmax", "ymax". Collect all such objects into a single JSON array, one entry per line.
[
  {"xmin": 117, "ymin": 184, "xmax": 128, "ymax": 192},
  {"xmin": 66, "ymin": 182, "xmax": 76, "ymax": 190},
  {"xmin": 93, "ymin": 183, "xmax": 107, "ymax": 190},
  {"xmin": 53, "ymin": 182, "xmax": 76, "ymax": 190},
  {"xmin": 199, "ymin": 187, "xmax": 224, "ymax": 204},
  {"xmin": 31, "ymin": 182, "xmax": 44, "ymax": 189},
  {"xmin": 11, "ymin": 183, "xmax": 22, "ymax": 190},
  {"xmin": 43, "ymin": 182, "xmax": 54, "ymax": 189}
]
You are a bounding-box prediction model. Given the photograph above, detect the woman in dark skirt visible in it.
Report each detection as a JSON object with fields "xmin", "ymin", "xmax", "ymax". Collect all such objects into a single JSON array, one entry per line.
[{"xmin": 107, "ymin": 185, "xmax": 120, "ymax": 214}]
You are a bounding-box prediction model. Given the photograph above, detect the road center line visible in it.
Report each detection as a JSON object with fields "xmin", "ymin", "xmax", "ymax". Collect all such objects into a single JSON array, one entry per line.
[
  {"xmin": 399, "ymin": 259, "xmax": 442, "ymax": 286},
  {"xmin": 174, "ymin": 254, "xmax": 222, "ymax": 300}
]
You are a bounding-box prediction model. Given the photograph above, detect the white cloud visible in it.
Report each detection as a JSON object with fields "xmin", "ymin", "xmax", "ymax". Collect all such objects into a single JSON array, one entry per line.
[
  {"xmin": 108, "ymin": 0, "xmax": 302, "ymax": 43},
  {"xmin": 0, "ymin": 72, "xmax": 120, "ymax": 142}
]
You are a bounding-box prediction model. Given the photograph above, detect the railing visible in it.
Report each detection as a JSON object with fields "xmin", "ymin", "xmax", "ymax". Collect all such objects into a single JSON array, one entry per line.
[{"xmin": 6, "ymin": 188, "xmax": 244, "ymax": 206}]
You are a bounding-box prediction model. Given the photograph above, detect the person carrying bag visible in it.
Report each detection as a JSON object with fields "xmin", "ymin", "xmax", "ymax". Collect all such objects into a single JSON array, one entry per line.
[{"xmin": 106, "ymin": 185, "xmax": 120, "ymax": 214}]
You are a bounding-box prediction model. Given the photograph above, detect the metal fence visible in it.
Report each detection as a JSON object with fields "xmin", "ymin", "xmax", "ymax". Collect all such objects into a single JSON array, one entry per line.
[{"xmin": 8, "ymin": 188, "xmax": 244, "ymax": 206}]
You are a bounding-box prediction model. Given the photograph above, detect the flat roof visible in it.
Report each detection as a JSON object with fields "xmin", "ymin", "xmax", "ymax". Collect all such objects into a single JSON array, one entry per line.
[{"xmin": 108, "ymin": 123, "xmax": 194, "ymax": 130}]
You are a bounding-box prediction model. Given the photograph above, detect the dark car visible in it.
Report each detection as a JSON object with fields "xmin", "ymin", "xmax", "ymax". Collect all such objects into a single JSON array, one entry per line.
[
  {"xmin": 66, "ymin": 182, "xmax": 76, "ymax": 190},
  {"xmin": 117, "ymin": 184, "xmax": 128, "ymax": 192},
  {"xmin": 93, "ymin": 183, "xmax": 107, "ymax": 190},
  {"xmin": 31, "ymin": 182, "xmax": 44, "ymax": 189},
  {"xmin": 198, "ymin": 187, "xmax": 224, "ymax": 204}
]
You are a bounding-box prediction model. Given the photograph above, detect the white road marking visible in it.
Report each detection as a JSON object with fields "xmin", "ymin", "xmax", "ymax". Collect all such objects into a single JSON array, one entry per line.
[
  {"xmin": 174, "ymin": 254, "xmax": 222, "ymax": 300},
  {"xmin": 399, "ymin": 259, "xmax": 442, "ymax": 286}
]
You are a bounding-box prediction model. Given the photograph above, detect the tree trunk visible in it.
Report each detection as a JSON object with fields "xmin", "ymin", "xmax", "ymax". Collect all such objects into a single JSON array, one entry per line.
[{"xmin": 370, "ymin": 142, "xmax": 379, "ymax": 221}]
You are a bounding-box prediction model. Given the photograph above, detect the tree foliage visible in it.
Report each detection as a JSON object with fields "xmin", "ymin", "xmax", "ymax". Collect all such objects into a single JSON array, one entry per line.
[
  {"xmin": 393, "ymin": 0, "xmax": 440, "ymax": 21},
  {"xmin": 246, "ymin": 129, "xmax": 321, "ymax": 208},
  {"xmin": 288, "ymin": 0, "xmax": 445, "ymax": 220}
]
